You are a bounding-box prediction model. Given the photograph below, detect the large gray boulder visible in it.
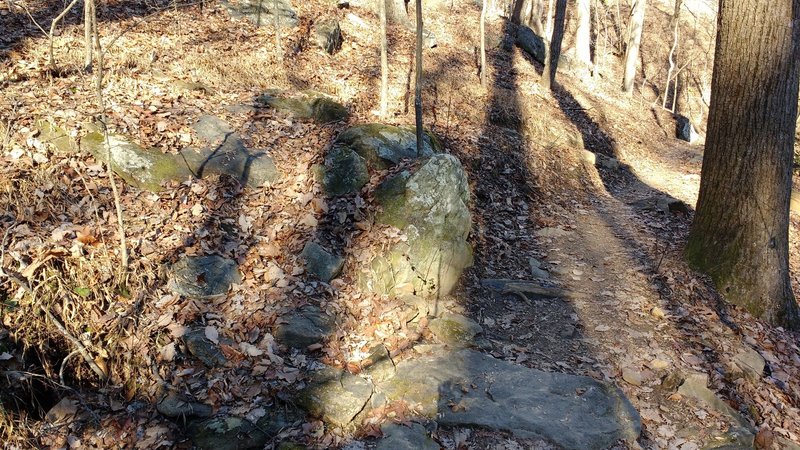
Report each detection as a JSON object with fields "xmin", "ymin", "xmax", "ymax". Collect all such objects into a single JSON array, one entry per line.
[
  {"xmin": 223, "ymin": 0, "xmax": 298, "ymax": 27},
  {"xmin": 517, "ymin": 26, "xmax": 546, "ymax": 65},
  {"xmin": 360, "ymin": 154, "xmax": 472, "ymax": 298},
  {"xmin": 376, "ymin": 349, "xmax": 641, "ymax": 450}
]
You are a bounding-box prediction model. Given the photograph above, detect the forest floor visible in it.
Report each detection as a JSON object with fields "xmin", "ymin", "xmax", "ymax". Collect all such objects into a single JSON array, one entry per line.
[{"xmin": 1, "ymin": 0, "xmax": 800, "ymax": 449}]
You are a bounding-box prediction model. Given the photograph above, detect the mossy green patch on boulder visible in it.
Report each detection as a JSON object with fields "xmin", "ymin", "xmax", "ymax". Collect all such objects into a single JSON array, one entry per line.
[
  {"xmin": 360, "ymin": 154, "xmax": 472, "ymax": 298},
  {"xmin": 81, "ymin": 124, "xmax": 193, "ymax": 192},
  {"xmin": 334, "ymin": 124, "xmax": 441, "ymax": 170},
  {"xmin": 296, "ymin": 367, "xmax": 373, "ymax": 427},
  {"xmin": 36, "ymin": 120, "xmax": 77, "ymax": 154}
]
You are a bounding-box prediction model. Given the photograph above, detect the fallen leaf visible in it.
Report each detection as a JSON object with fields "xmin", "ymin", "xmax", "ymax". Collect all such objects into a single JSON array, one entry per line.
[{"xmin": 204, "ymin": 326, "xmax": 219, "ymax": 344}]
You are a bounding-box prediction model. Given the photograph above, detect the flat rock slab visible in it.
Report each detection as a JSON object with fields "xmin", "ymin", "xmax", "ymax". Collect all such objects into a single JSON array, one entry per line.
[
  {"xmin": 170, "ymin": 256, "xmax": 242, "ymax": 299},
  {"xmin": 274, "ymin": 305, "xmax": 335, "ymax": 348},
  {"xmin": 376, "ymin": 423, "xmax": 438, "ymax": 450},
  {"xmin": 222, "ymin": 0, "xmax": 298, "ymax": 27},
  {"xmin": 188, "ymin": 405, "xmax": 300, "ymax": 450},
  {"xmin": 377, "ymin": 349, "xmax": 641, "ymax": 450},
  {"xmin": 301, "ymin": 242, "xmax": 344, "ymax": 282},
  {"xmin": 193, "ymin": 115, "xmax": 234, "ymax": 144},
  {"xmin": 297, "ymin": 368, "xmax": 373, "ymax": 426},
  {"xmin": 333, "ymin": 123, "xmax": 440, "ymax": 170},
  {"xmin": 258, "ymin": 92, "xmax": 349, "ymax": 124},
  {"xmin": 157, "ymin": 392, "xmax": 213, "ymax": 419}
]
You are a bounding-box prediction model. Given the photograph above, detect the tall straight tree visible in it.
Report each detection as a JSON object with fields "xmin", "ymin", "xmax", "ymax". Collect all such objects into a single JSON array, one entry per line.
[
  {"xmin": 379, "ymin": 0, "xmax": 389, "ymax": 116},
  {"xmin": 622, "ymin": 0, "xmax": 646, "ymax": 94},
  {"xmin": 685, "ymin": 0, "xmax": 800, "ymax": 329},
  {"xmin": 574, "ymin": 0, "xmax": 591, "ymax": 75},
  {"xmin": 480, "ymin": 0, "xmax": 487, "ymax": 86},
  {"xmin": 542, "ymin": 0, "xmax": 566, "ymax": 90},
  {"xmin": 414, "ymin": 0, "xmax": 423, "ymax": 155}
]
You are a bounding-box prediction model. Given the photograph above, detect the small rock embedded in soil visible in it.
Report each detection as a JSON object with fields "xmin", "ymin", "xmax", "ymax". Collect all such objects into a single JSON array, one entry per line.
[
  {"xmin": 301, "ymin": 242, "xmax": 344, "ymax": 282},
  {"xmin": 274, "ymin": 305, "xmax": 335, "ymax": 348},
  {"xmin": 170, "ymin": 255, "xmax": 241, "ymax": 299}
]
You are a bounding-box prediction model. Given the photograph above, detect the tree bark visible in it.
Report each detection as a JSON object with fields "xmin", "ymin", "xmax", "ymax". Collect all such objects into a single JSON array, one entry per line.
[
  {"xmin": 414, "ymin": 0, "xmax": 423, "ymax": 156},
  {"xmin": 84, "ymin": 0, "xmax": 94, "ymax": 71},
  {"xmin": 685, "ymin": 0, "xmax": 800, "ymax": 329},
  {"xmin": 272, "ymin": 0, "xmax": 283, "ymax": 62},
  {"xmin": 622, "ymin": 0, "xmax": 646, "ymax": 94},
  {"xmin": 574, "ymin": 0, "xmax": 591, "ymax": 74},
  {"xmin": 380, "ymin": 0, "xmax": 389, "ymax": 117},
  {"xmin": 662, "ymin": 0, "xmax": 681, "ymax": 110},
  {"xmin": 542, "ymin": 0, "xmax": 565, "ymax": 90},
  {"xmin": 480, "ymin": 0, "xmax": 487, "ymax": 86}
]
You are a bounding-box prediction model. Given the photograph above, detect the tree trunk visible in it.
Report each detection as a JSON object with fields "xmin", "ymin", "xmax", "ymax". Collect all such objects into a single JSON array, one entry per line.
[
  {"xmin": 662, "ymin": 0, "xmax": 681, "ymax": 110},
  {"xmin": 574, "ymin": 0, "xmax": 591, "ymax": 73},
  {"xmin": 84, "ymin": 0, "xmax": 94, "ymax": 71},
  {"xmin": 622, "ymin": 0, "xmax": 646, "ymax": 95},
  {"xmin": 542, "ymin": 0, "xmax": 565, "ymax": 90},
  {"xmin": 528, "ymin": 0, "xmax": 544, "ymax": 35},
  {"xmin": 480, "ymin": 0, "xmax": 487, "ymax": 86},
  {"xmin": 380, "ymin": 0, "xmax": 389, "ymax": 117},
  {"xmin": 685, "ymin": 0, "xmax": 800, "ymax": 329},
  {"xmin": 414, "ymin": 0, "xmax": 423, "ymax": 156}
]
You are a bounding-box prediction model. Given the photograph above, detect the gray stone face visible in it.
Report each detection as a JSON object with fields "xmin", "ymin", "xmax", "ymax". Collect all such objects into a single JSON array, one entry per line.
[
  {"xmin": 79, "ymin": 118, "xmax": 279, "ymax": 192},
  {"xmin": 333, "ymin": 124, "xmax": 440, "ymax": 170},
  {"xmin": 223, "ymin": 0, "xmax": 298, "ymax": 27},
  {"xmin": 428, "ymin": 313, "xmax": 483, "ymax": 346},
  {"xmin": 301, "ymin": 242, "xmax": 345, "ymax": 282},
  {"xmin": 676, "ymin": 114, "xmax": 698, "ymax": 143},
  {"xmin": 517, "ymin": 26, "xmax": 546, "ymax": 65},
  {"xmin": 297, "ymin": 368, "xmax": 373, "ymax": 426},
  {"xmin": 314, "ymin": 18, "xmax": 343, "ymax": 54},
  {"xmin": 322, "ymin": 146, "xmax": 370, "ymax": 196},
  {"xmin": 376, "ymin": 349, "xmax": 641, "ymax": 450},
  {"xmin": 170, "ymin": 255, "xmax": 242, "ymax": 299},
  {"xmin": 677, "ymin": 372, "xmax": 754, "ymax": 432},
  {"xmin": 183, "ymin": 329, "xmax": 228, "ymax": 367},
  {"xmin": 180, "ymin": 134, "xmax": 280, "ymax": 189},
  {"xmin": 377, "ymin": 423, "xmax": 439, "ymax": 450},
  {"xmin": 730, "ymin": 346, "xmax": 765, "ymax": 381},
  {"xmin": 259, "ymin": 92, "xmax": 349, "ymax": 124},
  {"xmin": 361, "ymin": 154, "xmax": 473, "ymax": 298},
  {"xmin": 274, "ymin": 305, "xmax": 336, "ymax": 348},
  {"xmin": 157, "ymin": 392, "xmax": 213, "ymax": 419}
]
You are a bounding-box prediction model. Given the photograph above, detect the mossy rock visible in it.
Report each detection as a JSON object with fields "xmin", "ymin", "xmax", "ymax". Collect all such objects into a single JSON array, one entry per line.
[
  {"xmin": 259, "ymin": 92, "xmax": 348, "ymax": 123},
  {"xmin": 361, "ymin": 154, "xmax": 473, "ymax": 298},
  {"xmin": 36, "ymin": 120, "xmax": 77, "ymax": 153},
  {"xmin": 334, "ymin": 124, "xmax": 441, "ymax": 170},
  {"xmin": 321, "ymin": 146, "xmax": 369, "ymax": 196},
  {"xmin": 81, "ymin": 124, "xmax": 193, "ymax": 192}
]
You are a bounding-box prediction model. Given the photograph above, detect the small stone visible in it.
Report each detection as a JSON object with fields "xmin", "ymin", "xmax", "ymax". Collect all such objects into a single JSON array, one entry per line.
[
  {"xmin": 650, "ymin": 307, "xmax": 666, "ymax": 319},
  {"xmin": 731, "ymin": 346, "xmax": 765, "ymax": 381},
  {"xmin": 313, "ymin": 18, "xmax": 343, "ymax": 54},
  {"xmin": 535, "ymin": 227, "xmax": 571, "ymax": 238},
  {"xmin": 622, "ymin": 367, "xmax": 644, "ymax": 386},
  {"xmin": 184, "ymin": 328, "xmax": 227, "ymax": 367},
  {"xmin": 428, "ymin": 313, "xmax": 483, "ymax": 345},
  {"xmin": 275, "ymin": 305, "xmax": 335, "ymax": 348},
  {"xmin": 301, "ymin": 242, "xmax": 344, "ymax": 282},
  {"xmin": 648, "ymin": 359, "xmax": 670, "ymax": 370},
  {"xmin": 157, "ymin": 392, "xmax": 213, "ymax": 419},
  {"xmin": 188, "ymin": 416, "xmax": 267, "ymax": 450},
  {"xmin": 170, "ymin": 255, "xmax": 241, "ymax": 299}
]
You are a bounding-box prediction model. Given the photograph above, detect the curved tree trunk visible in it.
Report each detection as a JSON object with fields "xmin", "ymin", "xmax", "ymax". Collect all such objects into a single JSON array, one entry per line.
[
  {"xmin": 414, "ymin": 0, "xmax": 423, "ymax": 156},
  {"xmin": 622, "ymin": 0, "xmax": 646, "ymax": 94},
  {"xmin": 685, "ymin": 0, "xmax": 800, "ymax": 329}
]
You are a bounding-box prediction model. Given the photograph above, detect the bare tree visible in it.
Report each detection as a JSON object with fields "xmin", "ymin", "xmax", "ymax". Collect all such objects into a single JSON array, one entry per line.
[
  {"xmin": 542, "ymin": 0, "xmax": 566, "ymax": 90},
  {"xmin": 662, "ymin": 0, "xmax": 682, "ymax": 110},
  {"xmin": 574, "ymin": 0, "xmax": 591, "ymax": 75},
  {"xmin": 84, "ymin": 0, "xmax": 95, "ymax": 71},
  {"xmin": 686, "ymin": 0, "xmax": 800, "ymax": 329},
  {"xmin": 414, "ymin": 0, "xmax": 423, "ymax": 156},
  {"xmin": 45, "ymin": 0, "xmax": 81, "ymax": 71},
  {"xmin": 480, "ymin": 0, "xmax": 487, "ymax": 87},
  {"xmin": 622, "ymin": 0, "xmax": 646, "ymax": 94},
  {"xmin": 380, "ymin": 0, "xmax": 389, "ymax": 117}
]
